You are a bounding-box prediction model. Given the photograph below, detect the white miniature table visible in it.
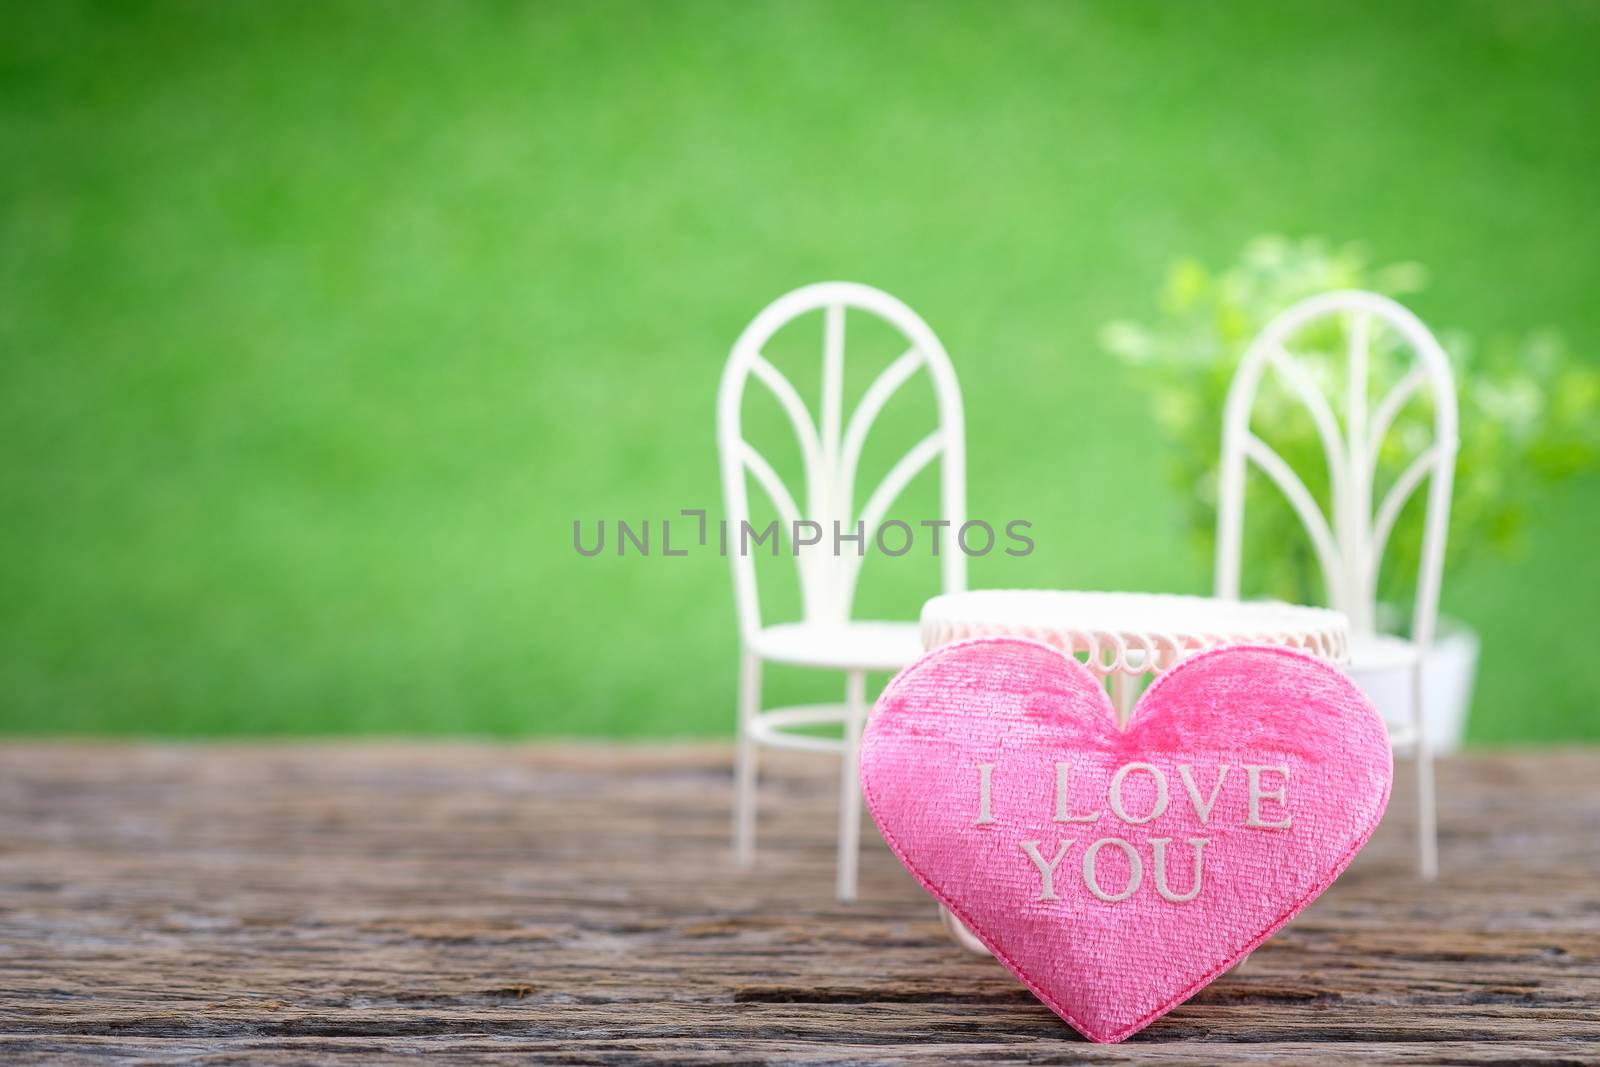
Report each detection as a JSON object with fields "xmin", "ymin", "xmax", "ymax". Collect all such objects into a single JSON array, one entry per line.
[{"xmin": 917, "ymin": 589, "xmax": 1351, "ymax": 953}]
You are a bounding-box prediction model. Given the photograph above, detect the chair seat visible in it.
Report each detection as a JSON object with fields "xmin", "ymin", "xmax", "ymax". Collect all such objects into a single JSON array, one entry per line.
[
  {"xmin": 1385, "ymin": 719, "xmax": 1421, "ymax": 753},
  {"xmin": 1346, "ymin": 633, "xmax": 1423, "ymax": 752},
  {"xmin": 750, "ymin": 620, "xmax": 925, "ymax": 672},
  {"xmin": 1347, "ymin": 632, "xmax": 1422, "ymax": 674}
]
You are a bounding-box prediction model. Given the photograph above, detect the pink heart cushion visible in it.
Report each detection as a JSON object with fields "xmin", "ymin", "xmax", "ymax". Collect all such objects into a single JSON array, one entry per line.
[{"xmin": 860, "ymin": 638, "xmax": 1392, "ymax": 1043}]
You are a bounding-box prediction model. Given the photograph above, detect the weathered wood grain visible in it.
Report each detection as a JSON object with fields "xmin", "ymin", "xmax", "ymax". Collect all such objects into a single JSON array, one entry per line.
[{"xmin": 0, "ymin": 744, "xmax": 1596, "ymax": 1063}]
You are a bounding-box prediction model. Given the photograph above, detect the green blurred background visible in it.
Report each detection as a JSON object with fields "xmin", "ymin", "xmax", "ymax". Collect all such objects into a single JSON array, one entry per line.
[{"xmin": 3, "ymin": 1, "xmax": 1597, "ymax": 741}]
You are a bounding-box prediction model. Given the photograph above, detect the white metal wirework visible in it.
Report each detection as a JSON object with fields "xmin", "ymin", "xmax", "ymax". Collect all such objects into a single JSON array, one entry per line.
[
  {"xmin": 921, "ymin": 590, "xmax": 1349, "ymax": 713},
  {"xmin": 718, "ymin": 282, "xmax": 967, "ymax": 901},
  {"xmin": 1215, "ymin": 290, "xmax": 1458, "ymax": 879}
]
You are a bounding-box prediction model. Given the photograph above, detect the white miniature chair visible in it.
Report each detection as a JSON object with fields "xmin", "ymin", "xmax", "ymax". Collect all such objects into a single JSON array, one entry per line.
[
  {"xmin": 718, "ymin": 281, "xmax": 966, "ymax": 901},
  {"xmin": 1216, "ymin": 291, "xmax": 1458, "ymax": 878}
]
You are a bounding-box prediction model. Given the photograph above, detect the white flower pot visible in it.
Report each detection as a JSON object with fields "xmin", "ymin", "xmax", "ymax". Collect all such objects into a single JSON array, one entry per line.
[{"xmin": 1346, "ymin": 617, "xmax": 1479, "ymax": 754}]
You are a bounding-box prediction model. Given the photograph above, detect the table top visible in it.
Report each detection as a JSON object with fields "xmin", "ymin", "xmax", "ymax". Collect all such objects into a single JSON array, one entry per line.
[
  {"xmin": 922, "ymin": 589, "xmax": 1350, "ymax": 673},
  {"xmin": 2, "ymin": 742, "xmax": 1595, "ymax": 1063}
]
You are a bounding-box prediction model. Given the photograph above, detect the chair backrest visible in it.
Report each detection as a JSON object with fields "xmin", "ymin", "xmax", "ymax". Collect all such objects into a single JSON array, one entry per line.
[
  {"xmin": 1215, "ymin": 291, "xmax": 1458, "ymax": 647},
  {"xmin": 718, "ymin": 282, "xmax": 966, "ymax": 640}
]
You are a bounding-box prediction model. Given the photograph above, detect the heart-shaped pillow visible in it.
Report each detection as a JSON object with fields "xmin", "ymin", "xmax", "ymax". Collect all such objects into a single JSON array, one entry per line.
[{"xmin": 860, "ymin": 638, "xmax": 1392, "ymax": 1043}]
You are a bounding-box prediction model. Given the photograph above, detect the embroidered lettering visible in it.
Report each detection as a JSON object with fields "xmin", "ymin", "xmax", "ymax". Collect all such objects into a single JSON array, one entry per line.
[
  {"xmin": 1246, "ymin": 764, "xmax": 1293, "ymax": 829},
  {"xmin": 1054, "ymin": 762, "xmax": 1101, "ymax": 823},
  {"xmin": 976, "ymin": 763, "xmax": 996, "ymax": 826},
  {"xmin": 1150, "ymin": 837, "xmax": 1209, "ymax": 903},
  {"xmin": 1177, "ymin": 764, "xmax": 1227, "ymax": 825},
  {"xmin": 1083, "ymin": 837, "xmax": 1142, "ymax": 902},
  {"xmin": 1020, "ymin": 839, "xmax": 1074, "ymax": 901},
  {"xmin": 1108, "ymin": 762, "xmax": 1168, "ymax": 824}
]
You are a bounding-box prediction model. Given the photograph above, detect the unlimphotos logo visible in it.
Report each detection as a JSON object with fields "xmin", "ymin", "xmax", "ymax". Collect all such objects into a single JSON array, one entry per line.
[{"xmin": 574, "ymin": 510, "xmax": 1033, "ymax": 558}]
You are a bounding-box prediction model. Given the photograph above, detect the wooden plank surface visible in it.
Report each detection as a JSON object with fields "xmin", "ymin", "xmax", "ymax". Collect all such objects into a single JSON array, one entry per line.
[{"xmin": 0, "ymin": 744, "xmax": 1597, "ymax": 1063}]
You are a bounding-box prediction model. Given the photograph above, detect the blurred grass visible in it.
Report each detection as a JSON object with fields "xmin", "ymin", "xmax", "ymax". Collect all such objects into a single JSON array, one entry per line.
[{"xmin": 1, "ymin": 0, "xmax": 1597, "ymax": 741}]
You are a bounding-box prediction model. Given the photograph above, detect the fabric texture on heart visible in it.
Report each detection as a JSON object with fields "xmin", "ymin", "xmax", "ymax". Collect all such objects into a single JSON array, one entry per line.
[{"xmin": 860, "ymin": 638, "xmax": 1392, "ymax": 1043}]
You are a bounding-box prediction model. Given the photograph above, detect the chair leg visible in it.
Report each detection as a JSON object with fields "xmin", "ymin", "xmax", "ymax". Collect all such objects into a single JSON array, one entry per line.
[
  {"xmin": 733, "ymin": 649, "xmax": 761, "ymax": 868},
  {"xmin": 837, "ymin": 669, "xmax": 867, "ymax": 902},
  {"xmin": 1414, "ymin": 659, "xmax": 1438, "ymax": 880},
  {"xmin": 1111, "ymin": 671, "xmax": 1138, "ymax": 727}
]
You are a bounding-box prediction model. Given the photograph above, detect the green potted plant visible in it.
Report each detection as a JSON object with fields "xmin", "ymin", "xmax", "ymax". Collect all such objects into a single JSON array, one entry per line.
[{"xmin": 1102, "ymin": 236, "xmax": 1600, "ymax": 748}]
